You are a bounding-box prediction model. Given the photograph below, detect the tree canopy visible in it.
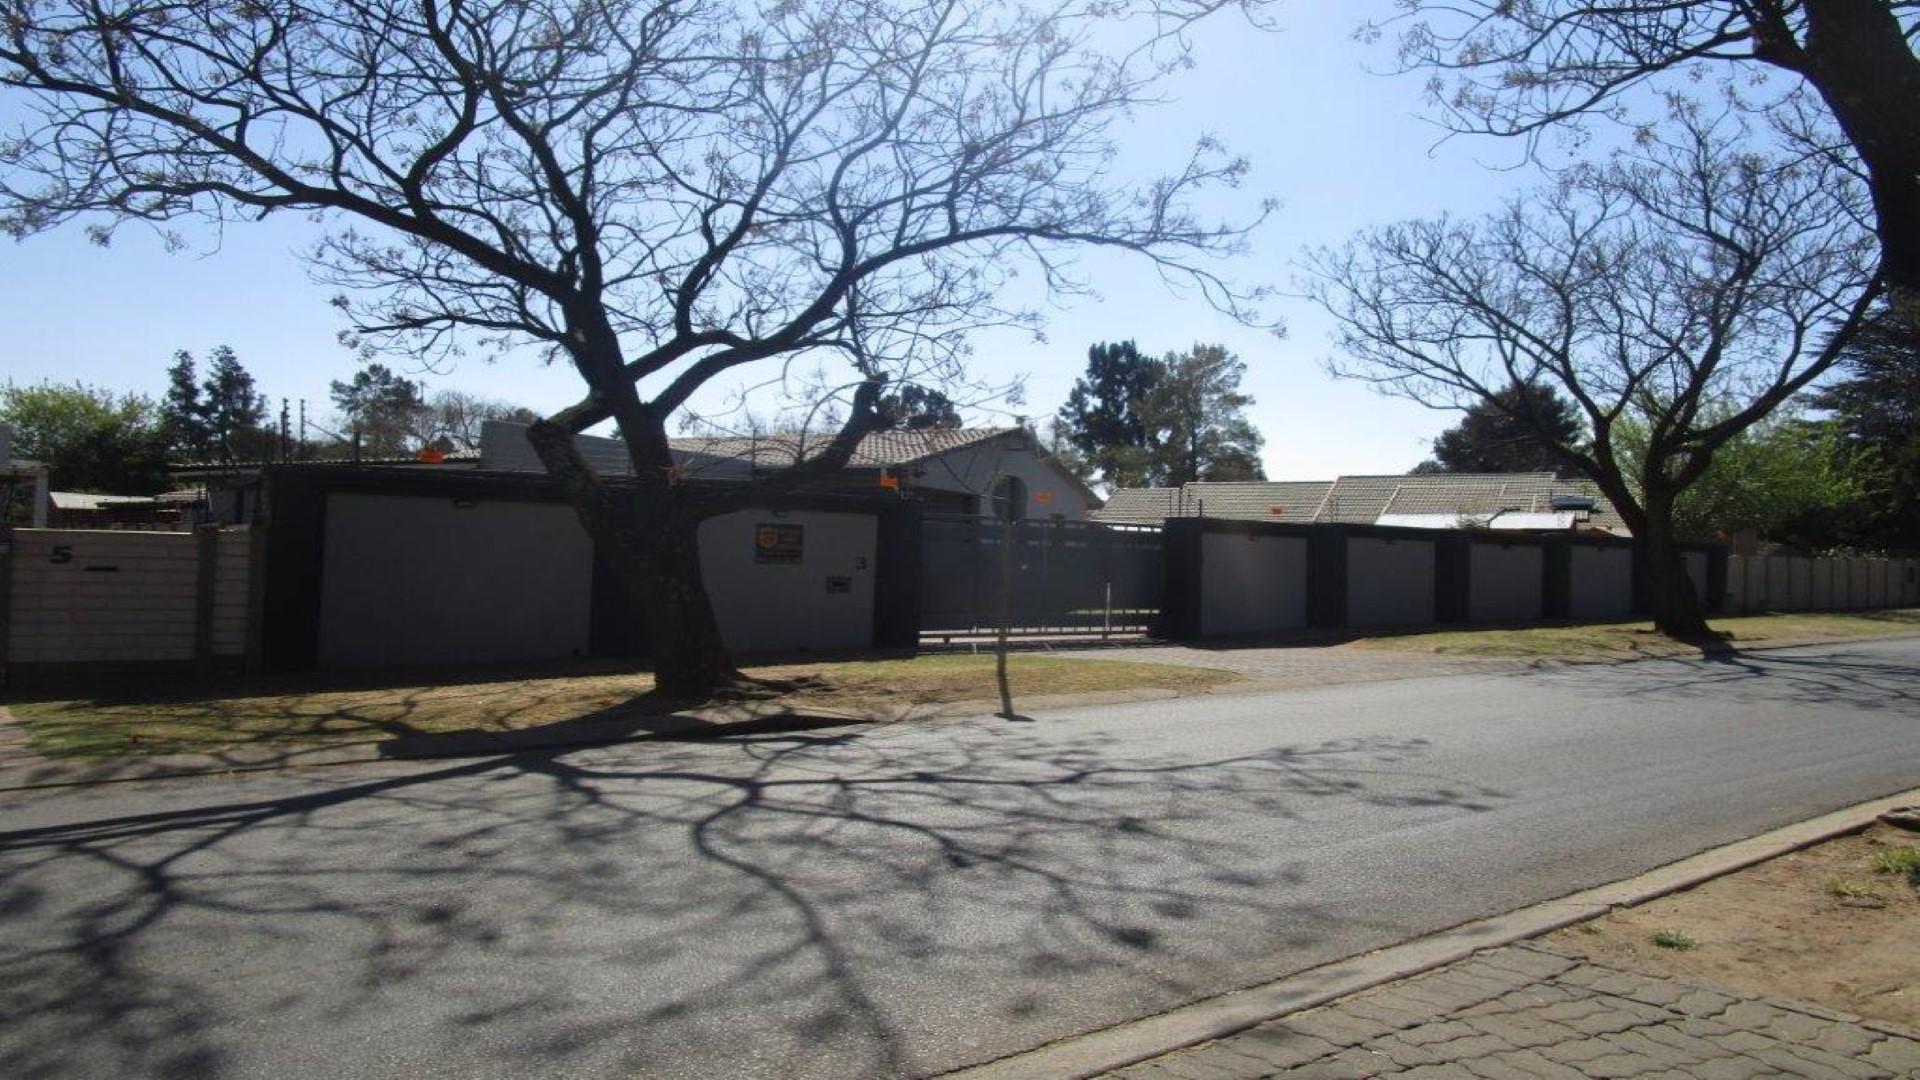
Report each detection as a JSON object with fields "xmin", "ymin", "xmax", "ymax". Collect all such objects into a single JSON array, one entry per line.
[
  {"xmin": 162, "ymin": 346, "xmax": 272, "ymax": 462},
  {"xmin": 1148, "ymin": 344, "xmax": 1265, "ymax": 486},
  {"xmin": 1616, "ymin": 409, "xmax": 1877, "ymax": 546},
  {"xmin": 0, "ymin": 0, "xmax": 1266, "ymax": 691},
  {"xmin": 1053, "ymin": 340, "xmax": 1265, "ymax": 488},
  {"xmin": 1811, "ymin": 307, "xmax": 1920, "ymax": 549},
  {"xmin": 1055, "ymin": 342, "xmax": 1161, "ymax": 487},
  {"xmin": 1378, "ymin": 0, "xmax": 1920, "ymax": 301},
  {"xmin": 1310, "ymin": 103, "xmax": 1880, "ymax": 636},
  {"xmin": 1416, "ymin": 383, "xmax": 1584, "ymax": 476},
  {"xmin": 329, "ymin": 364, "xmax": 426, "ymax": 458},
  {"xmin": 0, "ymin": 382, "xmax": 169, "ymax": 494}
]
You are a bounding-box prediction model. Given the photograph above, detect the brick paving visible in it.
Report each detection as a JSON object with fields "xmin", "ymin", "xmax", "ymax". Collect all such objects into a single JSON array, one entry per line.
[{"xmin": 1106, "ymin": 943, "xmax": 1920, "ymax": 1079}]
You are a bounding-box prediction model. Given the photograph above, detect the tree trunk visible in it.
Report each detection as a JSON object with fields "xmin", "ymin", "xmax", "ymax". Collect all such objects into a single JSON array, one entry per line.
[
  {"xmin": 525, "ymin": 418, "xmax": 742, "ymax": 698},
  {"xmin": 1787, "ymin": 0, "xmax": 1920, "ymax": 299},
  {"xmin": 624, "ymin": 503, "xmax": 741, "ymax": 698},
  {"xmin": 1637, "ymin": 490, "xmax": 1714, "ymax": 640}
]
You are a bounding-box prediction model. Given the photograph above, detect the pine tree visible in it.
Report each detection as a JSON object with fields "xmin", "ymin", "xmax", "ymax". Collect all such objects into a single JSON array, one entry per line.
[
  {"xmin": 200, "ymin": 346, "xmax": 269, "ymax": 463},
  {"xmin": 1143, "ymin": 344, "xmax": 1265, "ymax": 485},
  {"xmin": 1420, "ymin": 382, "xmax": 1584, "ymax": 476},
  {"xmin": 1054, "ymin": 341, "xmax": 1161, "ymax": 487},
  {"xmin": 330, "ymin": 363, "xmax": 426, "ymax": 456},
  {"xmin": 160, "ymin": 350, "xmax": 211, "ymax": 459}
]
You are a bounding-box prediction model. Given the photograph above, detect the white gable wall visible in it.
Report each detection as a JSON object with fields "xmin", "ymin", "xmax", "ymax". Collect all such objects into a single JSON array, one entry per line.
[{"xmin": 905, "ymin": 435, "xmax": 1093, "ymax": 520}]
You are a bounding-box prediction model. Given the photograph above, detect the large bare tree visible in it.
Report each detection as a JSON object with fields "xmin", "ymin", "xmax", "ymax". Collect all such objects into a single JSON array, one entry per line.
[
  {"xmin": 1309, "ymin": 103, "xmax": 1882, "ymax": 637},
  {"xmin": 1375, "ymin": 0, "xmax": 1920, "ymax": 300},
  {"xmin": 1, "ymin": 0, "xmax": 1265, "ymax": 692}
]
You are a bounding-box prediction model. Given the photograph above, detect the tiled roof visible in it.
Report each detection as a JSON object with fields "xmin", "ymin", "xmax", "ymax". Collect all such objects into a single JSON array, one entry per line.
[
  {"xmin": 1094, "ymin": 471, "xmax": 1627, "ymax": 532},
  {"xmin": 1180, "ymin": 481, "xmax": 1334, "ymax": 521},
  {"xmin": 671, "ymin": 427, "xmax": 1011, "ymax": 474},
  {"xmin": 171, "ymin": 454, "xmax": 481, "ymax": 473},
  {"xmin": 477, "ymin": 420, "xmax": 1014, "ymax": 478},
  {"xmin": 1089, "ymin": 487, "xmax": 1183, "ymax": 525}
]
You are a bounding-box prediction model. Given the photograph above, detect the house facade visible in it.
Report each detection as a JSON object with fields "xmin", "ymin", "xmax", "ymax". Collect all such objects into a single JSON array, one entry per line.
[{"xmin": 477, "ymin": 422, "xmax": 1099, "ymax": 521}]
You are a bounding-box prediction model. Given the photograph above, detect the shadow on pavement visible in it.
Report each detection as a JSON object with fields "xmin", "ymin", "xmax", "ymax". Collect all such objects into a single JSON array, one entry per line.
[
  {"xmin": 0, "ymin": 719, "xmax": 1509, "ymax": 1080},
  {"xmin": 1530, "ymin": 643, "xmax": 1920, "ymax": 713}
]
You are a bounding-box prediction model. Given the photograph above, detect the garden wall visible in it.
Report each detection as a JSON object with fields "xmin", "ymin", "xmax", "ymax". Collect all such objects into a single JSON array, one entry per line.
[
  {"xmin": 1, "ymin": 526, "xmax": 257, "ymax": 677},
  {"xmin": 1723, "ymin": 554, "xmax": 1920, "ymax": 614},
  {"xmin": 1157, "ymin": 518, "xmax": 1725, "ymax": 641}
]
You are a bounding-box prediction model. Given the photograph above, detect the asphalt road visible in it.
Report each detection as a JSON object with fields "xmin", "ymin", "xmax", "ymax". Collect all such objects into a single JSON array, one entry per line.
[{"xmin": 3, "ymin": 639, "xmax": 1918, "ymax": 1080}]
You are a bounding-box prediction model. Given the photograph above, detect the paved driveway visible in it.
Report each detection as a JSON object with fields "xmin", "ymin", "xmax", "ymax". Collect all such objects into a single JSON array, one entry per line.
[{"xmin": 2, "ymin": 640, "xmax": 1918, "ymax": 1079}]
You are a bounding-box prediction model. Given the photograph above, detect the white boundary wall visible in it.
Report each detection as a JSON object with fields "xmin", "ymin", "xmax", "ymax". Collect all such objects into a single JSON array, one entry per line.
[{"xmin": 3, "ymin": 527, "xmax": 254, "ymax": 667}]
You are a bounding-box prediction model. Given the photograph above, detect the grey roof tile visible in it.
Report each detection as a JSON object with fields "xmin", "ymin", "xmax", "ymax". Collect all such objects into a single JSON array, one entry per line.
[
  {"xmin": 1089, "ymin": 487, "xmax": 1183, "ymax": 524},
  {"xmin": 1179, "ymin": 481, "xmax": 1334, "ymax": 521}
]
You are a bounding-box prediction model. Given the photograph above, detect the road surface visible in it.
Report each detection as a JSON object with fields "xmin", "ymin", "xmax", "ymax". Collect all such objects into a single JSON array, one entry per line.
[{"xmin": 2, "ymin": 639, "xmax": 1917, "ymax": 1079}]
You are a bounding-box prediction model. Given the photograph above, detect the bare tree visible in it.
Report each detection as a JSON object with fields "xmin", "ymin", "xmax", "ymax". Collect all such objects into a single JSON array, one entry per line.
[
  {"xmin": 1308, "ymin": 102, "xmax": 1881, "ymax": 637},
  {"xmin": 1374, "ymin": 0, "xmax": 1920, "ymax": 300},
  {"xmin": 1, "ymin": 0, "xmax": 1265, "ymax": 692},
  {"xmin": 415, "ymin": 389, "xmax": 540, "ymax": 455}
]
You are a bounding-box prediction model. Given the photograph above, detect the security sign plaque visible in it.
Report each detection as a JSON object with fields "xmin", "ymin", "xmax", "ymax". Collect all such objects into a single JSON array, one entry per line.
[{"xmin": 755, "ymin": 523, "xmax": 804, "ymax": 564}]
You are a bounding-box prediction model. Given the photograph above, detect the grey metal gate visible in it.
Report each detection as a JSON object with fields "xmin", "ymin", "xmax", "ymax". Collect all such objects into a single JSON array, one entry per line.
[{"xmin": 919, "ymin": 515, "xmax": 1163, "ymax": 639}]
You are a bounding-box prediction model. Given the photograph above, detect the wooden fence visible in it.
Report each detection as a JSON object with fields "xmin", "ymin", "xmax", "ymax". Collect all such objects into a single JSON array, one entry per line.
[
  {"xmin": 1721, "ymin": 554, "xmax": 1920, "ymax": 614},
  {"xmin": 1, "ymin": 525, "xmax": 259, "ymax": 678}
]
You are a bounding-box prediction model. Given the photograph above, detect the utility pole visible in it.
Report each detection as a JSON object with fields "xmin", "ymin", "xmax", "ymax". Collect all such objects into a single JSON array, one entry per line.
[{"xmin": 298, "ymin": 399, "xmax": 307, "ymax": 461}]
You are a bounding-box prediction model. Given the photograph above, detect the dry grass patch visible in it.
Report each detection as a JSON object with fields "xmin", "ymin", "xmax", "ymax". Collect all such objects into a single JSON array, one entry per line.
[
  {"xmin": 1354, "ymin": 609, "xmax": 1920, "ymax": 659},
  {"xmin": 8, "ymin": 654, "xmax": 1238, "ymax": 759},
  {"xmin": 1544, "ymin": 823, "xmax": 1920, "ymax": 1030}
]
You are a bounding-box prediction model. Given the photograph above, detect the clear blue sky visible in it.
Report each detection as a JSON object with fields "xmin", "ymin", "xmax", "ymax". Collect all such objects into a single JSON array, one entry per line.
[{"xmin": 0, "ymin": 2, "xmax": 1542, "ymax": 480}]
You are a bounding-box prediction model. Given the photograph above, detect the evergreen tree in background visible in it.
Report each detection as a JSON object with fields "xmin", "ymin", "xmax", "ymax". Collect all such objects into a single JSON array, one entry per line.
[
  {"xmin": 1812, "ymin": 309, "xmax": 1920, "ymax": 550},
  {"xmin": 200, "ymin": 346, "xmax": 270, "ymax": 462},
  {"xmin": 1145, "ymin": 344, "xmax": 1264, "ymax": 486},
  {"xmin": 160, "ymin": 347, "xmax": 272, "ymax": 462},
  {"xmin": 330, "ymin": 363, "xmax": 426, "ymax": 457},
  {"xmin": 1055, "ymin": 340, "xmax": 1267, "ymax": 488},
  {"xmin": 1415, "ymin": 382, "xmax": 1585, "ymax": 475},
  {"xmin": 160, "ymin": 350, "xmax": 211, "ymax": 459},
  {"xmin": 1054, "ymin": 341, "xmax": 1161, "ymax": 487}
]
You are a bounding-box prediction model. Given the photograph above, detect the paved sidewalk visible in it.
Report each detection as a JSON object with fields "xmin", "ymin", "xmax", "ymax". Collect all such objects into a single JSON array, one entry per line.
[{"xmin": 1108, "ymin": 942, "xmax": 1920, "ymax": 1080}]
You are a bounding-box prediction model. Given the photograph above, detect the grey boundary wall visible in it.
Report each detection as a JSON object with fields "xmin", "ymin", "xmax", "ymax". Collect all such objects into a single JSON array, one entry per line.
[
  {"xmin": 256, "ymin": 465, "xmax": 922, "ymax": 672},
  {"xmin": 1156, "ymin": 518, "xmax": 1725, "ymax": 641}
]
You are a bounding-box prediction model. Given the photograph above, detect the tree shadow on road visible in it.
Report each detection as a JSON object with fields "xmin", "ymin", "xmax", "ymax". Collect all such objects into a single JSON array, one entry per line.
[
  {"xmin": 0, "ymin": 720, "xmax": 1509, "ymax": 1080},
  {"xmin": 1525, "ymin": 644, "xmax": 1920, "ymax": 714}
]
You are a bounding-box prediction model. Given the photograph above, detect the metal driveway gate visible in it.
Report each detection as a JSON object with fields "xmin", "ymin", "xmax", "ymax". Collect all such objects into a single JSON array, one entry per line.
[{"xmin": 918, "ymin": 515, "xmax": 1163, "ymax": 639}]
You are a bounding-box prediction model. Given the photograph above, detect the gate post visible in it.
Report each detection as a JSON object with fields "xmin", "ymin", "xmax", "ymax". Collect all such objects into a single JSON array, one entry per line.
[
  {"xmin": 1155, "ymin": 517, "xmax": 1205, "ymax": 640},
  {"xmin": 1306, "ymin": 526, "xmax": 1349, "ymax": 630},
  {"xmin": 872, "ymin": 502, "xmax": 923, "ymax": 651}
]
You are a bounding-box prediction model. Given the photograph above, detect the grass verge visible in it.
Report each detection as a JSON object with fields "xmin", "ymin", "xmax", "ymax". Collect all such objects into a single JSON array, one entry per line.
[
  {"xmin": 7, "ymin": 654, "xmax": 1239, "ymax": 759},
  {"xmin": 1352, "ymin": 609, "xmax": 1920, "ymax": 659}
]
